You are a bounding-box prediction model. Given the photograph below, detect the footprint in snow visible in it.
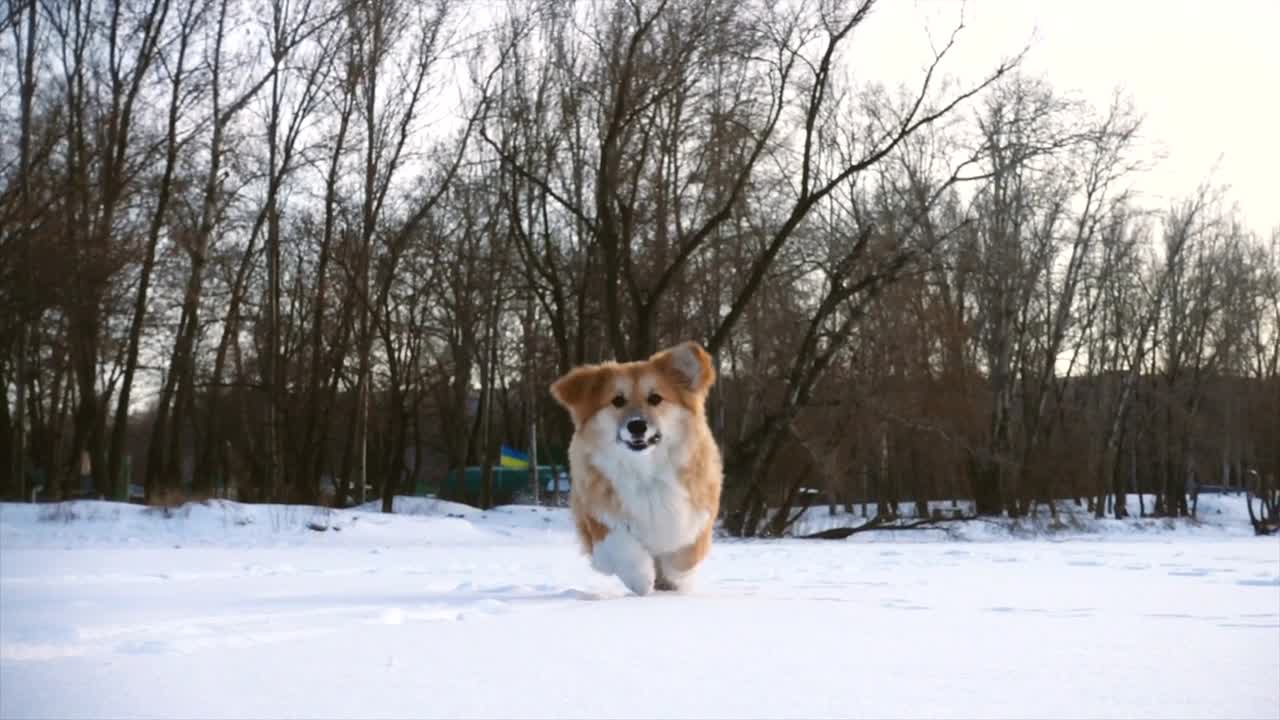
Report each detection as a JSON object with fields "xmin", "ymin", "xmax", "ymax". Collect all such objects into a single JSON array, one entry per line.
[{"xmin": 1235, "ymin": 577, "xmax": 1279, "ymax": 587}]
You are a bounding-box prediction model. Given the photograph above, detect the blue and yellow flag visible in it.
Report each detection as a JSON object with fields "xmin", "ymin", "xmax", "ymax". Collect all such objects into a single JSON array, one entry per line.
[{"xmin": 499, "ymin": 445, "xmax": 529, "ymax": 470}]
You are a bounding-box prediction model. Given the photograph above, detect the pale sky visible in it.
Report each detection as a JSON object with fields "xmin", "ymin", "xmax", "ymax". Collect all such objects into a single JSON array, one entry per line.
[{"xmin": 848, "ymin": 0, "xmax": 1279, "ymax": 234}]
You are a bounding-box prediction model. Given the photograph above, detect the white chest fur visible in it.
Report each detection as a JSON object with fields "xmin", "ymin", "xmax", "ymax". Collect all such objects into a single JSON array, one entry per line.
[{"xmin": 589, "ymin": 445, "xmax": 707, "ymax": 556}]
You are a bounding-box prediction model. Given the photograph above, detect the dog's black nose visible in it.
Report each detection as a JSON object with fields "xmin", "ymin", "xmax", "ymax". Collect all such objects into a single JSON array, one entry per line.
[{"xmin": 626, "ymin": 419, "xmax": 647, "ymax": 437}]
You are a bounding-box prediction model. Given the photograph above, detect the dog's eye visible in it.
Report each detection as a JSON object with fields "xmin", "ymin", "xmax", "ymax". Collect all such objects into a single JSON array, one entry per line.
[
  {"xmin": 611, "ymin": 394, "xmax": 626, "ymax": 408},
  {"xmin": 647, "ymin": 393, "xmax": 662, "ymax": 406}
]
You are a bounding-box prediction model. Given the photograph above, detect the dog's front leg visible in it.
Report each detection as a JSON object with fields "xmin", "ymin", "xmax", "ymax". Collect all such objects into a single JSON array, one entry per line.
[{"xmin": 591, "ymin": 528, "xmax": 655, "ymax": 596}]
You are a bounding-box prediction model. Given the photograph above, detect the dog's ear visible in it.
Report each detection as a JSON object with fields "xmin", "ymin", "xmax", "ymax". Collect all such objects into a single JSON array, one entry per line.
[
  {"xmin": 652, "ymin": 341, "xmax": 715, "ymax": 396},
  {"xmin": 549, "ymin": 365, "xmax": 608, "ymax": 428}
]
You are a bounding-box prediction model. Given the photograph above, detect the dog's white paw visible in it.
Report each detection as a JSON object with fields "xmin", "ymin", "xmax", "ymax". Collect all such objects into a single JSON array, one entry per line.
[{"xmin": 592, "ymin": 530, "xmax": 655, "ymax": 595}]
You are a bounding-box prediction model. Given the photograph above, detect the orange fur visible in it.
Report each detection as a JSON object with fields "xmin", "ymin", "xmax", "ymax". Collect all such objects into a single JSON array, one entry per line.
[{"xmin": 550, "ymin": 341, "xmax": 722, "ymax": 594}]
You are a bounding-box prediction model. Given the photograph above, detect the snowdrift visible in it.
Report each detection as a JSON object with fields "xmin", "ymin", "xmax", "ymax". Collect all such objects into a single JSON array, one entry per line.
[
  {"xmin": 783, "ymin": 493, "xmax": 1261, "ymax": 541},
  {"xmin": 0, "ymin": 491, "xmax": 1261, "ymax": 550},
  {"xmin": 0, "ymin": 497, "xmax": 573, "ymax": 550}
]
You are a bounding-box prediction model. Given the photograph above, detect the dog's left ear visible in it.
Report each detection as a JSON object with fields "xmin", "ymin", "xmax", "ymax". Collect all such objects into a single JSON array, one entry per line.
[{"xmin": 652, "ymin": 340, "xmax": 715, "ymax": 395}]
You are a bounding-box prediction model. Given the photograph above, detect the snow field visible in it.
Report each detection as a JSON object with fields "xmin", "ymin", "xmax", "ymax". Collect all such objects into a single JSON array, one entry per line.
[{"xmin": 0, "ymin": 497, "xmax": 1276, "ymax": 719}]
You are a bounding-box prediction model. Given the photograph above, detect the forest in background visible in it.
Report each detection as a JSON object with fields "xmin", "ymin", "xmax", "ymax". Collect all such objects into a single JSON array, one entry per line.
[{"xmin": 1, "ymin": 0, "xmax": 1277, "ymax": 537}]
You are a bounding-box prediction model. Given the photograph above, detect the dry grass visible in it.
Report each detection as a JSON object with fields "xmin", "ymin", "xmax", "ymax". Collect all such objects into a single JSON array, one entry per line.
[{"xmin": 139, "ymin": 487, "xmax": 219, "ymax": 519}]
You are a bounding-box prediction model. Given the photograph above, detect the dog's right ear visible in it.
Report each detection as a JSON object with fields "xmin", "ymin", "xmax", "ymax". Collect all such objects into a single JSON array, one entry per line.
[{"xmin": 549, "ymin": 365, "xmax": 606, "ymax": 428}]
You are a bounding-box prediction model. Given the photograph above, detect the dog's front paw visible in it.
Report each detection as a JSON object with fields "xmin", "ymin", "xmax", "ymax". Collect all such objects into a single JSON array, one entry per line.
[
  {"xmin": 592, "ymin": 530, "xmax": 655, "ymax": 596},
  {"xmin": 618, "ymin": 561, "xmax": 656, "ymax": 596}
]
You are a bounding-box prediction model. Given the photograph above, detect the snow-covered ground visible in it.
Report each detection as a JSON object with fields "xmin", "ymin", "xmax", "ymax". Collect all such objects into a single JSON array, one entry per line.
[{"xmin": 1, "ymin": 496, "xmax": 1277, "ymax": 719}]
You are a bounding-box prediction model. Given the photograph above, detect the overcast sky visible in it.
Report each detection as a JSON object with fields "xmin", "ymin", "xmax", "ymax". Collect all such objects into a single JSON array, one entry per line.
[{"xmin": 847, "ymin": 0, "xmax": 1278, "ymax": 234}]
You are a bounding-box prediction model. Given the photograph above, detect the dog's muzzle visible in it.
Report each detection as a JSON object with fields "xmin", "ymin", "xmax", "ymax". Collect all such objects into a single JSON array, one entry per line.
[{"xmin": 620, "ymin": 417, "xmax": 661, "ymax": 451}]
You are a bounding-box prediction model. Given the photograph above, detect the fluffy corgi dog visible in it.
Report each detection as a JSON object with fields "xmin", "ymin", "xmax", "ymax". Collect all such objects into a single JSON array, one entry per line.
[{"xmin": 549, "ymin": 341, "xmax": 722, "ymax": 595}]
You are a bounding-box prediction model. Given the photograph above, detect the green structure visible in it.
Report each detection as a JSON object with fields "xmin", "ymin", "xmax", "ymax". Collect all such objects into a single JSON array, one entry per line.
[{"xmin": 435, "ymin": 464, "xmax": 566, "ymax": 503}]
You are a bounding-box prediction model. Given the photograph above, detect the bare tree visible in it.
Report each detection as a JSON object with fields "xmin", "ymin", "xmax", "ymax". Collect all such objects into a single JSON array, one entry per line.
[{"xmin": 5, "ymin": 0, "xmax": 1272, "ymax": 538}]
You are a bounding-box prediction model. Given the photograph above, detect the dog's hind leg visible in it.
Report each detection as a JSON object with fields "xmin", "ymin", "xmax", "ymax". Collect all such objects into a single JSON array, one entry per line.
[
  {"xmin": 653, "ymin": 554, "xmax": 692, "ymax": 592},
  {"xmin": 654, "ymin": 525, "xmax": 712, "ymax": 592},
  {"xmin": 653, "ymin": 557, "xmax": 677, "ymax": 592}
]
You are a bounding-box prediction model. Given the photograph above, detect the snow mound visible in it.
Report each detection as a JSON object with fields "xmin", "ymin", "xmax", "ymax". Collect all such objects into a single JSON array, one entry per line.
[
  {"xmin": 780, "ymin": 493, "xmax": 1261, "ymax": 541},
  {"xmin": 0, "ymin": 491, "xmax": 1261, "ymax": 552},
  {"xmin": 352, "ymin": 495, "xmax": 572, "ymax": 530},
  {"xmin": 0, "ymin": 497, "xmax": 574, "ymax": 550}
]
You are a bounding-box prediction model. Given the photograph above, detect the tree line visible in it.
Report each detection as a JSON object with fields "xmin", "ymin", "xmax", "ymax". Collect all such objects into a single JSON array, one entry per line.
[{"xmin": 2, "ymin": 0, "xmax": 1276, "ymax": 535}]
